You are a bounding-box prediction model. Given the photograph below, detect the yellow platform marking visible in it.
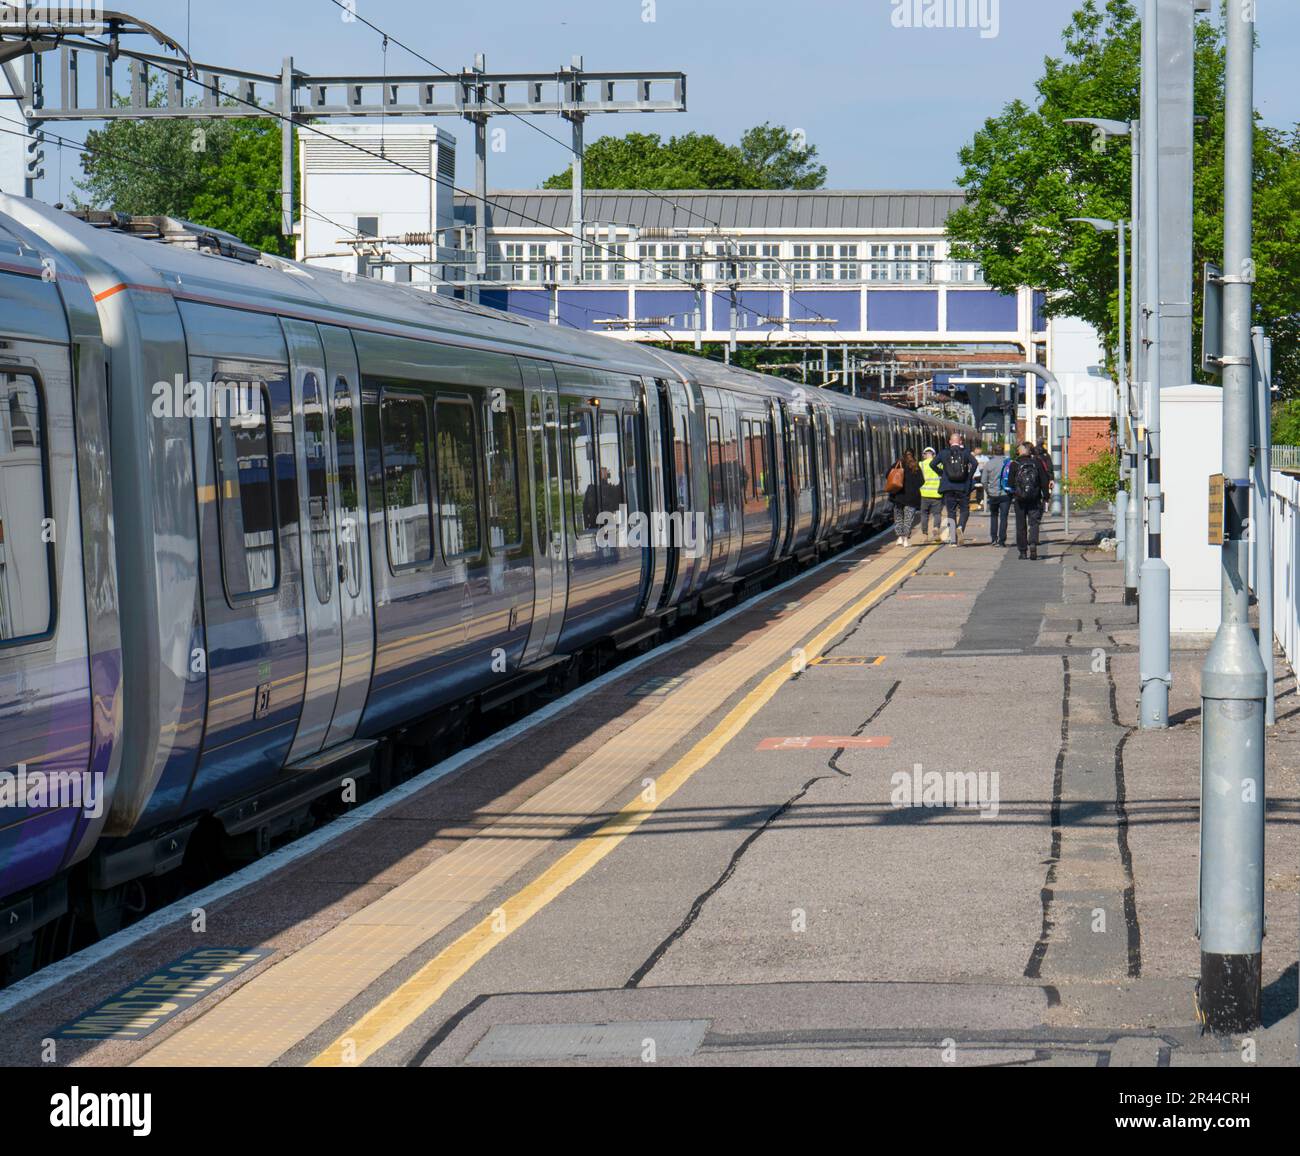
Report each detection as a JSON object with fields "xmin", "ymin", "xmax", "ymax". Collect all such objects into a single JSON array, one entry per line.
[
  {"xmin": 308, "ymin": 548, "xmax": 934, "ymax": 1066},
  {"xmin": 131, "ymin": 544, "xmax": 934, "ymax": 1068}
]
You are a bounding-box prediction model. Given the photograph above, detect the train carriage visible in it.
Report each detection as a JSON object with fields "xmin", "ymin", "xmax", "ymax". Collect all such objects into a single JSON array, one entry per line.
[{"xmin": 0, "ymin": 195, "xmax": 975, "ymax": 978}]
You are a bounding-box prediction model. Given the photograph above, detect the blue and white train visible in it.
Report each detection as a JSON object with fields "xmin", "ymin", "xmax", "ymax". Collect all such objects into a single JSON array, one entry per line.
[{"xmin": 0, "ymin": 196, "xmax": 974, "ymax": 979}]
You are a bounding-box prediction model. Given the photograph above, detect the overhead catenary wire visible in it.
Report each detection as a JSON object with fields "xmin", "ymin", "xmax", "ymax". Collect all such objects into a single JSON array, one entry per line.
[
  {"xmin": 317, "ymin": 0, "xmax": 834, "ymax": 322},
  {"xmin": 0, "ymin": 116, "xmax": 771, "ymax": 359}
]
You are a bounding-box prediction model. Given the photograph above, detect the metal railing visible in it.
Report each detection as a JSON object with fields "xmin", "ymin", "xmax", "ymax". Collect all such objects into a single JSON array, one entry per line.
[{"xmin": 1271, "ymin": 444, "xmax": 1300, "ymax": 471}]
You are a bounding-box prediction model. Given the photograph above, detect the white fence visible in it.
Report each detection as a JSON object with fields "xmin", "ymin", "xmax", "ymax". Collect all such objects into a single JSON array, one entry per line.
[
  {"xmin": 1272, "ymin": 445, "xmax": 1300, "ymax": 471},
  {"xmin": 1271, "ymin": 469, "xmax": 1300, "ymax": 673}
]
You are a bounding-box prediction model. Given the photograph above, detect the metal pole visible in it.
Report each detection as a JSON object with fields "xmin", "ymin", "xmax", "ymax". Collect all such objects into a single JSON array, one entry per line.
[
  {"xmin": 1115, "ymin": 219, "xmax": 1128, "ymax": 555},
  {"xmin": 1197, "ymin": 0, "xmax": 1266, "ymax": 1035},
  {"xmin": 1126, "ymin": 119, "xmax": 1144, "ymax": 603},
  {"xmin": 1139, "ymin": 0, "xmax": 1170, "ymax": 729},
  {"xmin": 1252, "ymin": 326, "xmax": 1275, "ymax": 725},
  {"xmin": 473, "ymin": 114, "xmax": 487, "ymax": 298},
  {"xmin": 569, "ymin": 57, "xmax": 585, "ymax": 285},
  {"xmin": 279, "ymin": 56, "xmax": 294, "ymax": 240}
]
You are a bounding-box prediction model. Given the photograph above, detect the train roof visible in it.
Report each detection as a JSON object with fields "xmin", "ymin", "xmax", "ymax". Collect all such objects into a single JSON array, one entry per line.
[{"xmin": 0, "ymin": 196, "xmax": 969, "ymax": 430}]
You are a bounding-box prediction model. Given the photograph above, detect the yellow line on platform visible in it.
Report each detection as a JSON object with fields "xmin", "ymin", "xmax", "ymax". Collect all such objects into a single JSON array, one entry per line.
[{"xmin": 308, "ymin": 545, "xmax": 937, "ymax": 1066}]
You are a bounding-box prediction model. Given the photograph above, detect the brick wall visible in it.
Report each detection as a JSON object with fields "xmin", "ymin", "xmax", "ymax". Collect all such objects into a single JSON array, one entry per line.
[{"xmin": 1066, "ymin": 416, "xmax": 1114, "ymax": 479}]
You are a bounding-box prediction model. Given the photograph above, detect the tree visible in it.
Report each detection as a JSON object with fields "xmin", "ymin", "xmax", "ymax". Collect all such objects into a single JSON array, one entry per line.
[
  {"xmin": 542, "ymin": 122, "xmax": 826, "ymax": 190},
  {"xmin": 946, "ymin": 0, "xmax": 1300, "ymax": 393},
  {"xmin": 73, "ymin": 106, "xmax": 293, "ymax": 256}
]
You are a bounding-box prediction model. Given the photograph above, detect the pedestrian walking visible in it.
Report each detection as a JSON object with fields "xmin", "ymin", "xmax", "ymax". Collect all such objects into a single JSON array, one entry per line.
[
  {"xmin": 1035, "ymin": 440, "xmax": 1055, "ymax": 503},
  {"xmin": 933, "ymin": 433, "xmax": 979, "ymax": 545},
  {"xmin": 919, "ymin": 446, "xmax": 943, "ymax": 541},
  {"xmin": 982, "ymin": 440, "xmax": 1012, "ymax": 546},
  {"xmin": 889, "ymin": 449, "xmax": 923, "ymax": 547},
  {"xmin": 1010, "ymin": 441, "xmax": 1052, "ymax": 559}
]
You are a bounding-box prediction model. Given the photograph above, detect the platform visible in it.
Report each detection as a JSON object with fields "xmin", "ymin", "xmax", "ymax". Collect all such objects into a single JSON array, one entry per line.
[{"xmin": 1, "ymin": 513, "xmax": 1296, "ymax": 1068}]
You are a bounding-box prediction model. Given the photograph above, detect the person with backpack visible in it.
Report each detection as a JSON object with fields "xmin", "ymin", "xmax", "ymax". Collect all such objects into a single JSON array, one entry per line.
[
  {"xmin": 918, "ymin": 447, "xmax": 943, "ymax": 541},
  {"xmin": 982, "ymin": 441, "xmax": 1012, "ymax": 546},
  {"xmin": 888, "ymin": 449, "xmax": 923, "ymax": 547},
  {"xmin": 933, "ymin": 433, "xmax": 979, "ymax": 545},
  {"xmin": 1011, "ymin": 441, "xmax": 1052, "ymax": 559}
]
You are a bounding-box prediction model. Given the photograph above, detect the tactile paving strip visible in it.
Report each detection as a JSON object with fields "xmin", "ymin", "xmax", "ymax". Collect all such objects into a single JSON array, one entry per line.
[{"xmin": 133, "ymin": 545, "xmax": 930, "ymax": 1067}]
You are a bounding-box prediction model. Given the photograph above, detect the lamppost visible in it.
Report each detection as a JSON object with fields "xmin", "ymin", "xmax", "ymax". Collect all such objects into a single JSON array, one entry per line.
[
  {"xmin": 1067, "ymin": 216, "xmax": 1128, "ymax": 554},
  {"xmin": 1065, "ymin": 116, "xmax": 1142, "ymax": 603}
]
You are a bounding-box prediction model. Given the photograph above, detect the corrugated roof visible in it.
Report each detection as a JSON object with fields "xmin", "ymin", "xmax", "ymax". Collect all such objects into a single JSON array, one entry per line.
[{"xmin": 454, "ymin": 190, "xmax": 966, "ymax": 231}]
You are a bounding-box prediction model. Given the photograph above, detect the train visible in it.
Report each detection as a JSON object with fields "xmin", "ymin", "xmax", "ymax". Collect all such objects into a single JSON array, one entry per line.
[{"xmin": 0, "ymin": 195, "xmax": 975, "ymax": 980}]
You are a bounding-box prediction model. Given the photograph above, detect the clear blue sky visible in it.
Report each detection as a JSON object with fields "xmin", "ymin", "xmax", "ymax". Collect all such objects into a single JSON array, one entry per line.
[{"xmin": 31, "ymin": 0, "xmax": 1300, "ymax": 201}]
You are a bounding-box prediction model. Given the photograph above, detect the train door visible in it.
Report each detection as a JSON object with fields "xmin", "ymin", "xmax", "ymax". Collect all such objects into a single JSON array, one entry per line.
[
  {"xmin": 319, "ymin": 325, "xmax": 374, "ymax": 747},
  {"xmin": 720, "ymin": 393, "xmax": 743, "ymax": 576},
  {"xmin": 659, "ymin": 378, "xmax": 702, "ymax": 607},
  {"xmin": 633, "ymin": 378, "xmax": 669, "ymax": 616},
  {"xmin": 808, "ymin": 404, "xmax": 825, "ymax": 540},
  {"xmin": 282, "ymin": 320, "xmax": 344, "ymax": 762},
  {"xmin": 705, "ymin": 394, "xmax": 728, "ymax": 576},
  {"xmin": 521, "ymin": 362, "xmax": 567, "ymax": 665}
]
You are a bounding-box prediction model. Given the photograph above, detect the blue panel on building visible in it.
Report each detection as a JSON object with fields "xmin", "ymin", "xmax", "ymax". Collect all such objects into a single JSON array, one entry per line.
[
  {"xmin": 733, "ymin": 291, "xmax": 780, "ymax": 331},
  {"xmin": 867, "ymin": 290, "xmax": 938, "ymax": 332},
  {"xmin": 635, "ymin": 290, "xmax": 701, "ymax": 329},
  {"xmin": 558, "ymin": 289, "xmax": 632, "ymax": 331},
  {"xmin": 493, "ymin": 289, "xmax": 550, "ymax": 324},
  {"xmin": 1033, "ymin": 290, "xmax": 1047, "ymax": 331},
  {"xmin": 947, "ymin": 289, "xmax": 1019, "ymax": 332},
  {"xmin": 790, "ymin": 290, "xmax": 861, "ymax": 332}
]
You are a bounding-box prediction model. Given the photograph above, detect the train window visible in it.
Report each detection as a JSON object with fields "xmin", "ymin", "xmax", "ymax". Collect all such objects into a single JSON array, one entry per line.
[
  {"xmin": 379, "ymin": 392, "xmax": 434, "ymax": 570},
  {"xmin": 486, "ymin": 403, "xmax": 522, "ymax": 551},
  {"xmin": 214, "ymin": 385, "xmax": 279, "ymax": 598},
  {"xmin": 435, "ymin": 397, "xmax": 482, "ymax": 558},
  {"xmin": 301, "ymin": 374, "xmax": 333, "ymax": 605},
  {"xmin": 571, "ymin": 407, "xmax": 599, "ymax": 534},
  {"xmin": 333, "ymin": 378, "xmax": 362, "ymax": 598},
  {"xmin": 707, "ymin": 415, "xmax": 723, "ymax": 507},
  {"xmin": 598, "ymin": 410, "xmax": 623, "ymax": 515},
  {"xmin": 676, "ymin": 411, "xmax": 692, "ymax": 508},
  {"xmin": 621, "ymin": 411, "xmax": 641, "ymax": 514},
  {"xmin": 747, "ymin": 420, "xmax": 771, "ymax": 500},
  {"xmin": 0, "ymin": 371, "xmax": 53, "ymax": 644},
  {"xmin": 795, "ymin": 420, "xmax": 813, "ymax": 491}
]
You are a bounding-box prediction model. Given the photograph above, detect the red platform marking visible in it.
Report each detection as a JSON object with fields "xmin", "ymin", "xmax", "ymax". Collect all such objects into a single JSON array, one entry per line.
[
  {"xmin": 757, "ymin": 735, "xmax": 892, "ymax": 751},
  {"xmin": 898, "ymin": 592, "xmax": 971, "ymax": 600}
]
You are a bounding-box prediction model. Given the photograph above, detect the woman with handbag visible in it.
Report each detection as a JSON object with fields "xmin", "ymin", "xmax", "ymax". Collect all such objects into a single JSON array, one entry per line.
[{"xmin": 887, "ymin": 449, "xmax": 923, "ymax": 547}]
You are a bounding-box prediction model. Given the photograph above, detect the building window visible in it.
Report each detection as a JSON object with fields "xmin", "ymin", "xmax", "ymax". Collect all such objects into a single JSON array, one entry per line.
[
  {"xmin": 214, "ymin": 385, "xmax": 279, "ymax": 597},
  {"xmin": 734, "ymin": 242, "xmax": 780, "ymax": 282},
  {"xmin": 792, "ymin": 243, "xmax": 813, "ymax": 281},
  {"xmin": 0, "ymin": 371, "xmax": 53, "ymax": 643},
  {"xmin": 916, "ymin": 243, "xmax": 936, "ymax": 283},
  {"xmin": 815, "ymin": 244, "xmax": 836, "ymax": 281},
  {"xmin": 838, "ymin": 244, "xmax": 860, "ymax": 281},
  {"xmin": 894, "ymin": 244, "xmax": 914, "ymax": 282},
  {"xmin": 355, "ymin": 215, "xmax": 380, "ymax": 279},
  {"xmin": 435, "ymin": 397, "xmax": 481, "ymax": 559},
  {"xmin": 869, "ymin": 243, "xmax": 891, "ymax": 282},
  {"xmin": 379, "ymin": 392, "xmax": 434, "ymax": 570}
]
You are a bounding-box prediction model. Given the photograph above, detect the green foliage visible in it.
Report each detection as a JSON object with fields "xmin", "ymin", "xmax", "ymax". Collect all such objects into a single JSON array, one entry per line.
[
  {"xmin": 946, "ymin": 0, "xmax": 1300, "ymax": 394},
  {"xmin": 1272, "ymin": 398, "xmax": 1300, "ymax": 445},
  {"xmin": 1068, "ymin": 447, "xmax": 1122, "ymax": 509},
  {"xmin": 543, "ymin": 123, "xmax": 827, "ymax": 190},
  {"xmin": 73, "ymin": 110, "xmax": 294, "ymax": 257}
]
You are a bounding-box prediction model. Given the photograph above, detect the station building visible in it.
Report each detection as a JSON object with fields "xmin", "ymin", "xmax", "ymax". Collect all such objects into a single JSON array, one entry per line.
[{"xmin": 294, "ymin": 126, "xmax": 1114, "ymax": 476}]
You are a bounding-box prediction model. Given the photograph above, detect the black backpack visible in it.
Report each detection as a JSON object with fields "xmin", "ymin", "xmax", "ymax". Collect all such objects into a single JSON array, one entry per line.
[
  {"xmin": 943, "ymin": 451, "xmax": 970, "ymax": 486},
  {"xmin": 1013, "ymin": 457, "xmax": 1042, "ymax": 503}
]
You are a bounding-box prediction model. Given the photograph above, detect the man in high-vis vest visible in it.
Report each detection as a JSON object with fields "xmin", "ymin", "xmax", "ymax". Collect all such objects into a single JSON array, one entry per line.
[{"xmin": 918, "ymin": 447, "xmax": 943, "ymax": 541}]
